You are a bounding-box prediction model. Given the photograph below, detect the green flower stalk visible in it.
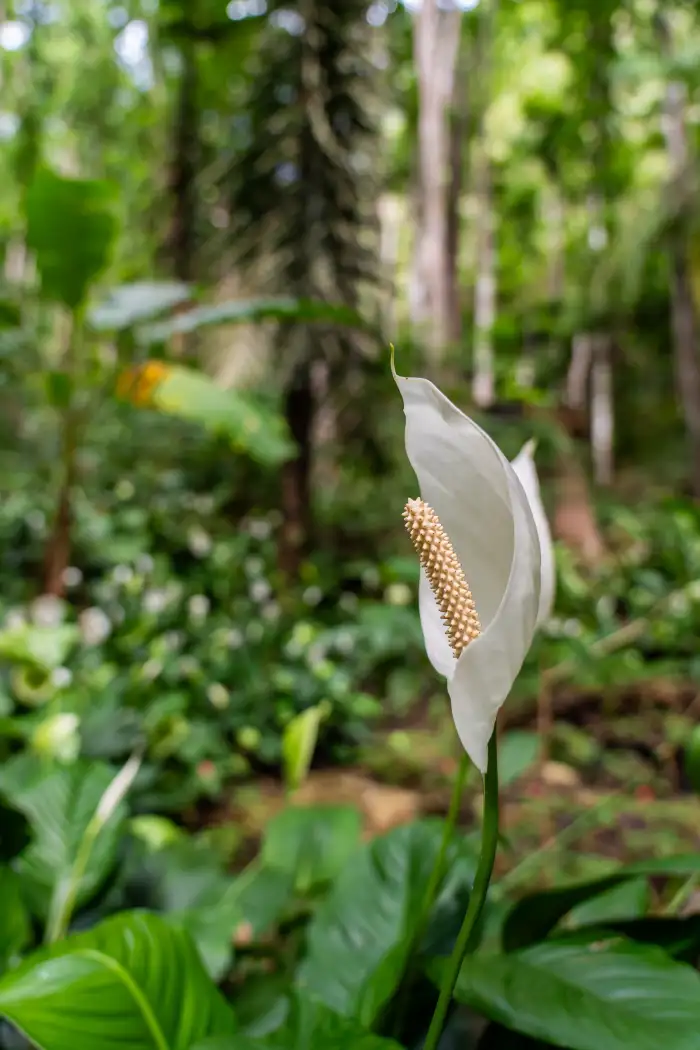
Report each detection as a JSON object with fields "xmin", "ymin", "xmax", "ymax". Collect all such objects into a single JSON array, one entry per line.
[{"xmin": 404, "ymin": 497, "xmax": 500, "ymax": 1049}]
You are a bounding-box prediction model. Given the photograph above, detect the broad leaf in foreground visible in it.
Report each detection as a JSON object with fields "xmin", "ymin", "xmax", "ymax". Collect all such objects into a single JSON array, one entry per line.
[
  {"xmin": 193, "ymin": 993, "xmax": 402, "ymax": 1049},
  {"xmin": 0, "ymin": 867, "xmax": 31, "ymax": 971},
  {"xmin": 502, "ymin": 854, "xmax": 700, "ymax": 950},
  {"xmin": 435, "ymin": 939, "xmax": 700, "ymax": 1050},
  {"xmin": 0, "ymin": 756, "xmax": 126, "ymax": 920},
  {"xmin": 261, "ymin": 805, "xmax": 362, "ymax": 893},
  {"xmin": 298, "ymin": 820, "xmax": 475, "ymax": 1027},
  {"xmin": 0, "ymin": 911, "xmax": 237, "ymax": 1050}
]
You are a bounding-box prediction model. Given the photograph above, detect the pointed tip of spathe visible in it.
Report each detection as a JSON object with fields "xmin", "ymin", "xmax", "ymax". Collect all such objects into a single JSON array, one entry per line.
[
  {"xmin": 520, "ymin": 437, "xmax": 538, "ymax": 459},
  {"xmin": 389, "ymin": 343, "xmax": 398, "ymax": 379}
]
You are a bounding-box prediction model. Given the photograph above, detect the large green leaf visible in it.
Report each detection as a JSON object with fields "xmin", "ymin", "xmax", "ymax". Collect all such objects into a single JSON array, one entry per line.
[
  {"xmin": 0, "ymin": 867, "xmax": 31, "ymax": 971},
  {"xmin": 261, "ymin": 805, "xmax": 362, "ymax": 894},
  {"xmin": 147, "ymin": 367, "xmax": 293, "ymax": 466},
  {"xmin": 502, "ymin": 854, "xmax": 700, "ymax": 951},
  {"xmin": 136, "ymin": 839, "xmax": 294, "ymax": 979},
  {"xmin": 136, "ymin": 297, "xmax": 368, "ymax": 344},
  {"xmin": 193, "ymin": 993, "xmax": 402, "ymax": 1050},
  {"xmin": 0, "ymin": 756, "xmax": 126, "ymax": 920},
  {"xmin": 437, "ymin": 939, "xmax": 700, "ymax": 1050},
  {"xmin": 281, "ymin": 704, "xmax": 329, "ymax": 793},
  {"xmin": 0, "ymin": 911, "xmax": 237, "ymax": 1050},
  {"xmin": 179, "ymin": 864, "xmax": 294, "ymax": 981},
  {"xmin": 88, "ymin": 281, "xmax": 191, "ymax": 331},
  {"xmin": 569, "ymin": 915, "xmax": 700, "ymax": 962},
  {"xmin": 297, "ymin": 820, "xmax": 475, "ymax": 1028},
  {"xmin": 565, "ymin": 877, "xmax": 649, "ymax": 928},
  {"xmin": 25, "ymin": 168, "xmax": 118, "ymax": 310}
]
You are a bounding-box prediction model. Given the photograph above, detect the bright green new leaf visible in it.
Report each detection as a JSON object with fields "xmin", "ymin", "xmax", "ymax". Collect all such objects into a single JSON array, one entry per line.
[
  {"xmin": 150, "ymin": 367, "xmax": 293, "ymax": 466},
  {"xmin": 435, "ymin": 939, "xmax": 700, "ymax": 1050},
  {"xmin": 25, "ymin": 168, "xmax": 118, "ymax": 310},
  {"xmin": 261, "ymin": 804, "xmax": 362, "ymax": 894},
  {"xmin": 281, "ymin": 702, "xmax": 330, "ymax": 793},
  {"xmin": 0, "ymin": 912, "xmax": 237, "ymax": 1050}
]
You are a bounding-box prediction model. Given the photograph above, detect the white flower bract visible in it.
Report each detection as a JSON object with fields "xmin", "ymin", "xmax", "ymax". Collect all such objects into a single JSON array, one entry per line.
[{"xmin": 395, "ymin": 363, "xmax": 555, "ymax": 773}]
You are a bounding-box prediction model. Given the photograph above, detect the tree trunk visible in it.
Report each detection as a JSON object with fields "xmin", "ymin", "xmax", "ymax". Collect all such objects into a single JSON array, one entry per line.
[
  {"xmin": 472, "ymin": 148, "xmax": 496, "ymax": 407},
  {"xmin": 279, "ymin": 364, "xmax": 314, "ymax": 579},
  {"xmin": 411, "ymin": 0, "xmax": 462, "ymax": 354},
  {"xmin": 590, "ymin": 334, "xmax": 614, "ymax": 486},
  {"xmin": 655, "ymin": 12, "xmax": 700, "ymax": 497},
  {"xmin": 166, "ymin": 34, "xmax": 198, "ymax": 283}
]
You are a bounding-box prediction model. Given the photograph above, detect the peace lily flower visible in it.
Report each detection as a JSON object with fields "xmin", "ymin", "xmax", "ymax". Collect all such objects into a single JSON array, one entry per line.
[{"xmin": 395, "ymin": 362, "xmax": 555, "ymax": 772}]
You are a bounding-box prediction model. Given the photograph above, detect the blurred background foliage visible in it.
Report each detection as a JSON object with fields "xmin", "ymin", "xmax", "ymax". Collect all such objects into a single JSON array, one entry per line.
[
  {"xmin": 4, "ymin": 0, "xmax": 700, "ymax": 1046},
  {"xmin": 1, "ymin": 0, "xmax": 700, "ymax": 973}
]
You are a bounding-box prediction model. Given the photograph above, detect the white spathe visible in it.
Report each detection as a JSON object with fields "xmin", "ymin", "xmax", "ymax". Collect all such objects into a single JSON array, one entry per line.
[{"xmin": 395, "ymin": 365, "xmax": 555, "ymax": 773}]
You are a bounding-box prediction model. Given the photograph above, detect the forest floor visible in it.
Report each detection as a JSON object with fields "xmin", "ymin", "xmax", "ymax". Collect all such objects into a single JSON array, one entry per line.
[{"xmin": 220, "ymin": 679, "xmax": 700, "ymax": 893}]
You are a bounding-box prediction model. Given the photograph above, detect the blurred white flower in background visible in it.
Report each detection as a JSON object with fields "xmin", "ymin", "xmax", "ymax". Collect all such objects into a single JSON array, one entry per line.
[
  {"xmin": 225, "ymin": 627, "xmax": 244, "ymax": 649},
  {"xmin": 207, "ymin": 683, "xmax": 230, "ymax": 710},
  {"xmin": 141, "ymin": 659, "xmax": 164, "ymax": 682},
  {"xmin": 247, "ymin": 517, "xmax": 273, "ymax": 541},
  {"xmin": 250, "ymin": 579, "xmax": 272, "ymax": 603},
  {"xmin": 31, "ymin": 595, "xmax": 67, "ymax": 627},
  {"xmin": 50, "ymin": 667, "xmax": 73, "ymax": 689},
  {"xmin": 334, "ymin": 629, "xmax": 355, "ymax": 655},
  {"xmin": 143, "ymin": 589, "xmax": 169, "ymax": 615},
  {"xmin": 187, "ymin": 525, "xmax": 213, "ymax": 558},
  {"xmin": 178, "ymin": 656, "xmax": 200, "ymax": 679},
  {"xmin": 339, "ymin": 592, "xmax": 359, "ymax": 613},
  {"xmin": 303, "ymin": 586, "xmax": 322, "ymax": 607},
  {"xmin": 385, "ymin": 582, "xmax": 412, "ymax": 607},
  {"xmin": 114, "ymin": 479, "xmax": 135, "ymax": 500},
  {"xmin": 61, "ymin": 566, "xmax": 83, "ymax": 589},
  {"xmin": 26, "ymin": 510, "xmax": 46, "ymax": 532},
  {"xmin": 79, "ymin": 607, "xmax": 112, "ymax": 646},
  {"xmin": 112, "ymin": 564, "xmax": 134, "ymax": 586},
  {"xmin": 244, "ymin": 556, "xmax": 265, "ymax": 577},
  {"xmin": 32, "ymin": 713, "xmax": 80, "ymax": 764},
  {"xmin": 4, "ymin": 609, "xmax": 27, "ymax": 630},
  {"xmin": 188, "ymin": 594, "xmax": 210, "ymax": 621},
  {"xmin": 262, "ymin": 601, "xmax": 281, "ymax": 622},
  {"xmin": 137, "ymin": 553, "xmax": 155, "ymax": 574}
]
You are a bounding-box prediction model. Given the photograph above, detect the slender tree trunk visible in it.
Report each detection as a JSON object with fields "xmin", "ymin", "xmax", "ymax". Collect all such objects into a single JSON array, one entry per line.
[
  {"xmin": 167, "ymin": 34, "xmax": 198, "ymax": 283},
  {"xmin": 411, "ymin": 0, "xmax": 462, "ymax": 353},
  {"xmin": 655, "ymin": 12, "xmax": 700, "ymax": 497},
  {"xmin": 279, "ymin": 364, "xmax": 314, "ymax": 579},
  {"xmin": 590, "ymin": 334, "xmax": 614, "ymax": 486},
  {"xmin": 472, "ymin": 148, "xmax": 496, "ymax": 407},
  {"xmin": 446, "ymin": 31, "xmax": 473, "ymax": 343},
  {"xmin": 43, "ymin": 318, "xmax": 81, "ymax": 597}
]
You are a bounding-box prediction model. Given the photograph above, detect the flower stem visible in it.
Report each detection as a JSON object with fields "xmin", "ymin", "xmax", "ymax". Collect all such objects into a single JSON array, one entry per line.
[
  {"xmin": 392, "ymin": 750, "xmax": 471, "ymax": 1037},
  {"xmin": 423, "ymin": 729, "xmax": 499, "ymax": 1050}
]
